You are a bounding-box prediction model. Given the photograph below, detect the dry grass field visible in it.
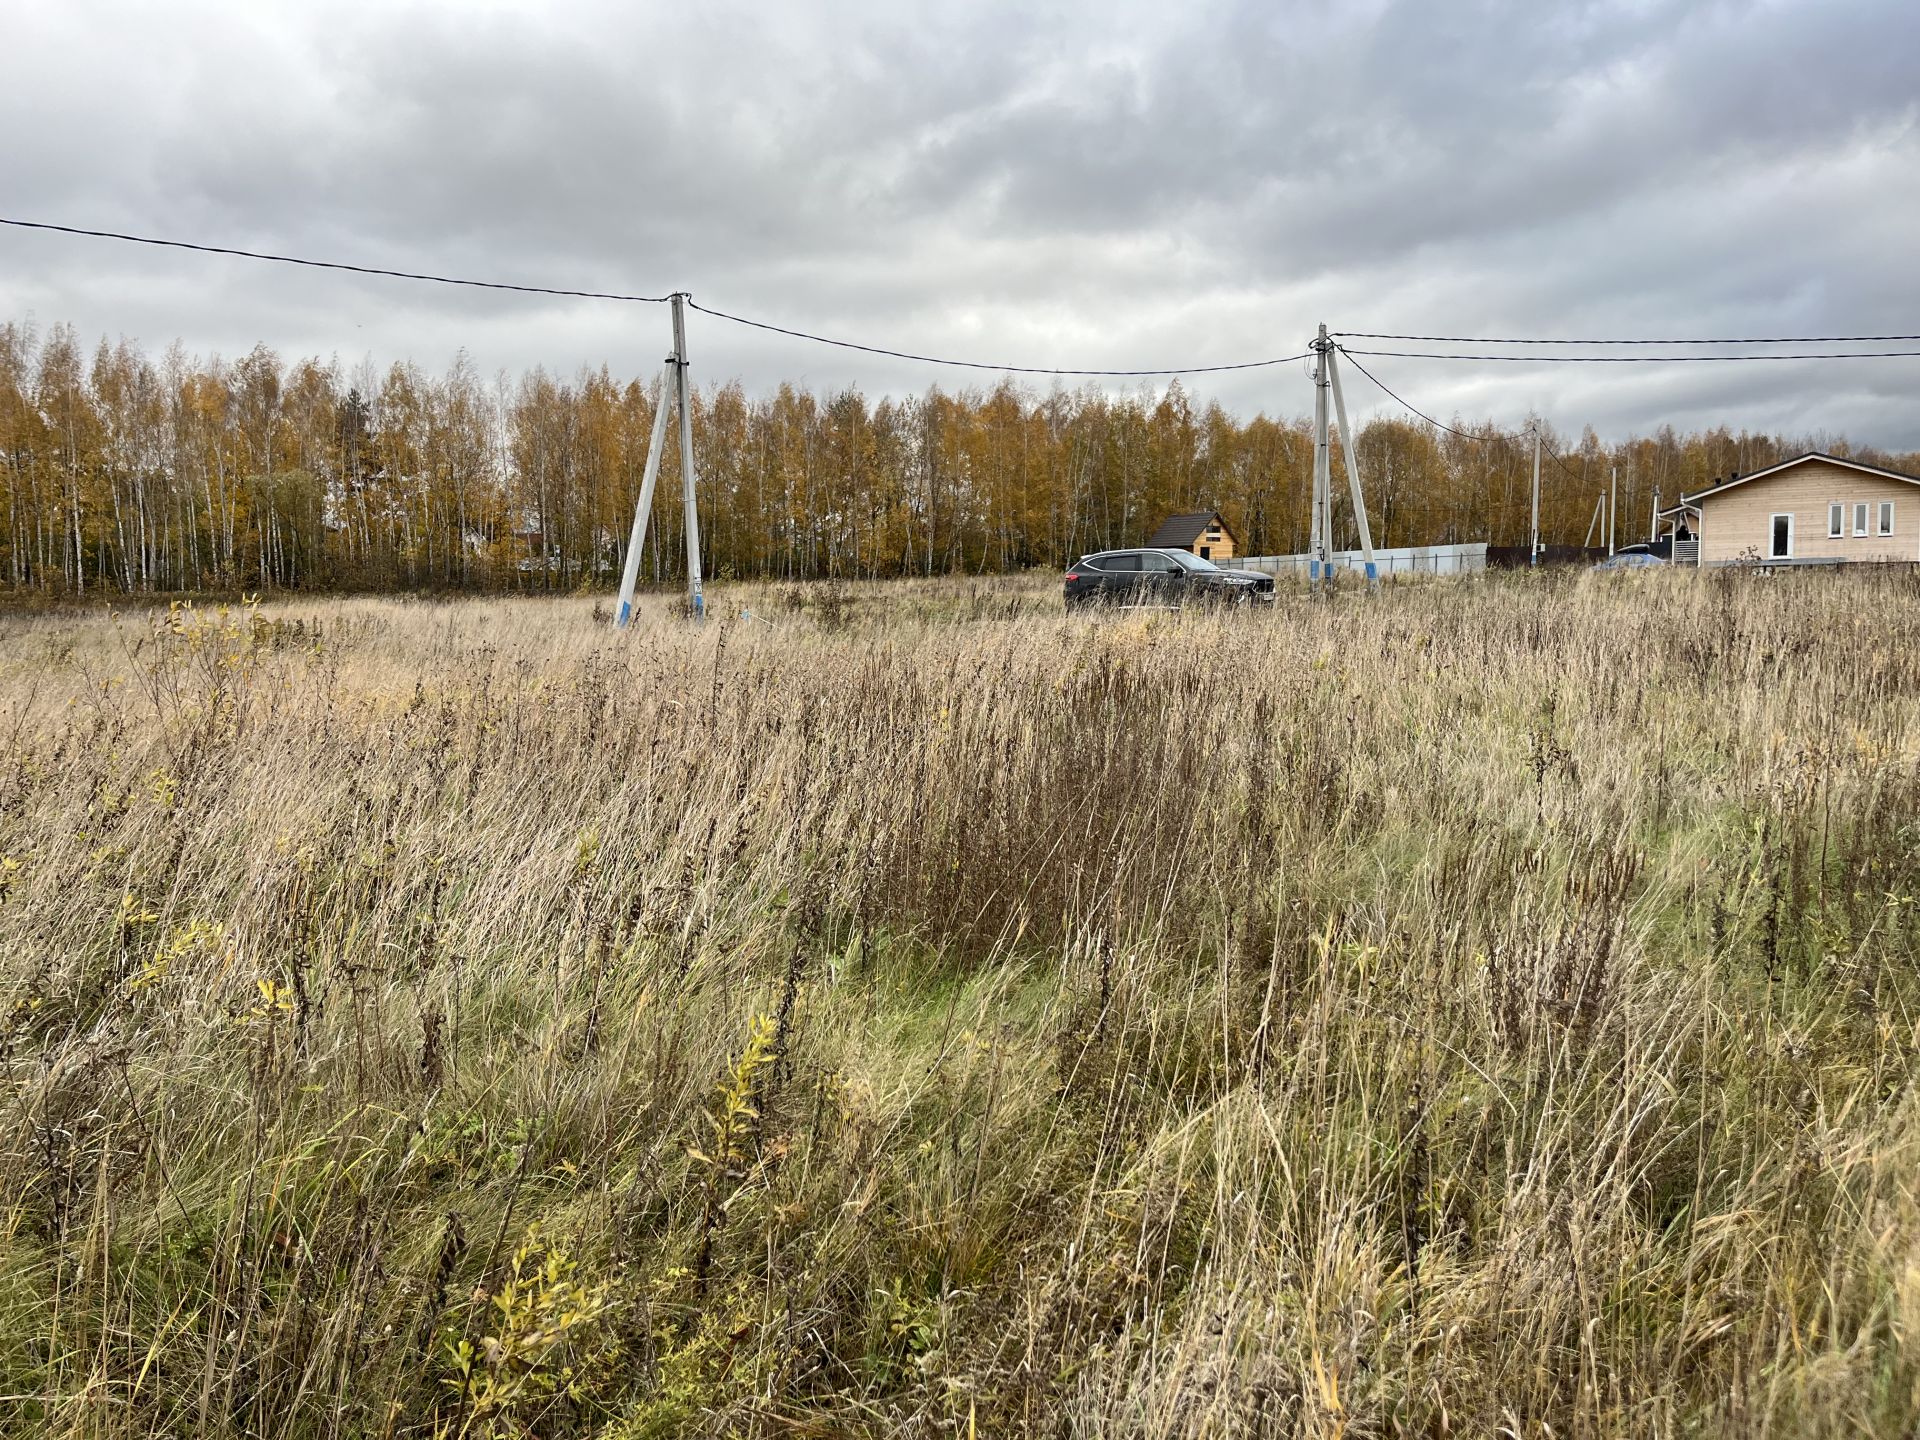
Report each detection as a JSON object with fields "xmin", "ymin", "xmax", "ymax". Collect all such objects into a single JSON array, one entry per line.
[{"xmin": 4, "ymin": 569, "xmax": 1920, "ymax": 1438}]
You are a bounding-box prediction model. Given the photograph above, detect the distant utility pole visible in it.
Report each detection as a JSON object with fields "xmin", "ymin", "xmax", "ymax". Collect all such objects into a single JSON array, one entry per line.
[
  {"xmin": 1650, "ymin": 486, "xmax": 1661, "ymax": 544},
  {"xmin": 613, "ymin": 292, "xmax": 707, "ymax": 626},
  {"xmin": 1530, "ymin": 425, "xmax": 1541, "ymax": 566},
  {"xmin": 1585, "ymin": 491, "xmax": 1606, "ymax": 548},
  {"xmin": 1608, "ymin": 465, "xmax": 1618, "ymax": 556}
]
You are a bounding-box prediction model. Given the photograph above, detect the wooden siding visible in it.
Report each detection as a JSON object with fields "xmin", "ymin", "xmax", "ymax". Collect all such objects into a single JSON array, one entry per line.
[
  {"xmin": 1196, "ymin": 525, "xmax": 1235, "ymax": 562},
  {"xmin": 1697, "ymin": 459, "xmax": 1920, "ymax": 565}
]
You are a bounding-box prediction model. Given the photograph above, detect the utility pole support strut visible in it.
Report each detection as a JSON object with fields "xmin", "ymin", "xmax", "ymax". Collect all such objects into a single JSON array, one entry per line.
[
  {"xmin": 612, "ymin": 366, "xmax": 675, "ymax": 628},
  {"xmin": 1325, "ymin": 346, "xmax": 1378, "ymax": 585}
]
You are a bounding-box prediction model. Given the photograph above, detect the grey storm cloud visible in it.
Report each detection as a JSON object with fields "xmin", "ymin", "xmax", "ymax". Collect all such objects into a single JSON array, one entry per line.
[{"xmin": 4, "ymin": 0, "xmax": 1918, "ymax": 442}]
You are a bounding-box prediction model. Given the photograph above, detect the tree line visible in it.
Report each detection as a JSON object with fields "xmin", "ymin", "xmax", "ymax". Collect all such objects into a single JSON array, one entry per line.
[{"xmin": 3, "ymin": 320, "xmax": 1911, "ymax": 593}]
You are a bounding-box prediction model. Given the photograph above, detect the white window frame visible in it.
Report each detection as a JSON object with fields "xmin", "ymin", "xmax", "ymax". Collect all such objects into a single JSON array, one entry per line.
[
  {"xmin": 1854, "ymin": 502, "xmax": 1869, "ymax": 537},
  {"xmin": 1879, "ymin": 500, "xmax": 1894, "ymax": 536},
  {"xmin": 1769, "ymin": 512, "xmax": 1794, "ymax": 559},
  {"xmin": 1828, "ymin": 502, "xmax": 1844, "ymax": 538}
]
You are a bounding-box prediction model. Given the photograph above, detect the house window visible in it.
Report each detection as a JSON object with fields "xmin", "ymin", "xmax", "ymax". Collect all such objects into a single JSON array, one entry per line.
[
  {"xmin": 1854, "ymin": 503, "xmax": 1869, "ymax": 537},
  {"xmin": 1879, "ymin": 501, "xmax": 1895, "ymax": 536},
  {"xmin": 1770, "ymin": 513, "xmax": 1793, "ymax": 559},
  {"xmin": 1828, "ymin": 503, "xmax": 1844, "ymax": 538}
]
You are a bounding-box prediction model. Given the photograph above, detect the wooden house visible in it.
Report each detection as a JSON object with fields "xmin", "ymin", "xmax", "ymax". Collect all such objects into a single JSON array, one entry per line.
[
  {"xmin": 1147, "ymin": 510, "xmax": 1237, "ymax": 561},
  {"xmin": 1675, "ymin": 452, "xmax": 1920, "ymax": 566}
]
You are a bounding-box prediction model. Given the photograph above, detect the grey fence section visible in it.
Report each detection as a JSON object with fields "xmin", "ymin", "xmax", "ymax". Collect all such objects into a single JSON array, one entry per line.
[{"xmin": 1237, "ymin": 541, "xmax": 1488, "ymax": 578}]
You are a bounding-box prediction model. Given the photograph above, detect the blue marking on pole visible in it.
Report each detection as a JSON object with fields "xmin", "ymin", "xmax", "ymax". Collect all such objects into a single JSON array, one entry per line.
[
  {"xmin": 616, "ymin": 600, "xmax": 631, "ymax": 627},
  {"xmin": 1364, "ymin": 561, "xmax": 1378, "ymax": 581}
]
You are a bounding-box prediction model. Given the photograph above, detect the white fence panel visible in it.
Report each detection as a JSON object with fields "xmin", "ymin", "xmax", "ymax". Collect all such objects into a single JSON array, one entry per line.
[{"xmin": 1237, "ymin": 542, "xmax": 1487, "ymax": 578}]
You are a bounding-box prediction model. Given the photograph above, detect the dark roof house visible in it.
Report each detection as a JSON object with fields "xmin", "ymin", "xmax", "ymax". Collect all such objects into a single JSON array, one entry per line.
[{"xmin": 1146, "ymin": 510, "xmax": 1237, "ymax": 560}]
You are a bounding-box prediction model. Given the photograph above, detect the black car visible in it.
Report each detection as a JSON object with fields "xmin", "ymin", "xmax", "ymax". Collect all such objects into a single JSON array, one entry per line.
[{"xmin": 1064, "ymin": 548, "xmax": 1276, "ymax": 609}]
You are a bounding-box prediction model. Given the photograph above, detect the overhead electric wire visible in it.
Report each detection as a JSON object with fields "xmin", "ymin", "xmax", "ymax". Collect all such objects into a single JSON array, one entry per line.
[
  {"xmin": 1333, "ymin": 347, "xmax": 1487, "ymax": 441},
  {"xmin": 0, "ymin": 216, "xmax": 1313, "ymax": 377},
  {"xmin": 1337, "ymin": 344, "xmax": 1587, "ymax": 482},
  {"xmin": 1337, "ymin": 330, "xmax": 1920, "ymax": 346},
  {"xmin": 1536, "ymin": 433, "xmax": 1591, "ymax": 484},
  {"xmin": 0, "ymin": 217, "xmax": 676, "ymax": 304},
  {"xmin": 13, "ymin": 214, "xmax": 1920, "ymax": 373},
  {"xmin": 1338, "ymin": 346, "xmax": 1920, "ymax": 362},
  {"xmin": 684, "ymin": 298, "xmax": 1311, "ymax": 377}
]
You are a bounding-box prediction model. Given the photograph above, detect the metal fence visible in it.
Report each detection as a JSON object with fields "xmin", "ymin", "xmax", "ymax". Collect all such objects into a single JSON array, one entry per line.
[
  {"xmin": 1237, "ymin": 541, "xmax": 1489, "ymax": 578},
  {"xmin": 1486, "ymin": 544, "xmax": 1608, "ymax": 568}
]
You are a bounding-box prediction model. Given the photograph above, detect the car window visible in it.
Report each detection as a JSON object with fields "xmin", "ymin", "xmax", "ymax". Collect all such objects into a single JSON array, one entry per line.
[
  {"xmin": 1139, "ymin": 552, "xmax": 1180, "ymax": 572},
  {"xmin": 1095, "ymin": 553, "xmax": 1139, "ymax": 572}
]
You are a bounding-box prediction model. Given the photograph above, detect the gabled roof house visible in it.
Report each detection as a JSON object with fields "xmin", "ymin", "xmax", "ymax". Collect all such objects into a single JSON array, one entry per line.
[
  {"xmin": 1673, "ymin": 452, "xmax": 1920, "ymax": 566},
  {"xmin": 1146, "ymin": 510, "xmax": 1237, "ymax": 561}
]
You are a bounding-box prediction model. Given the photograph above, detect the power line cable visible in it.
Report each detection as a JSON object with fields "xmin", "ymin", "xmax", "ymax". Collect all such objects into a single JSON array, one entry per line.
[
  {"xmin": 1338, "ymin": 330, "xmax": 1920, "ymax": 345},
  {"xmin": 1336, "ymin": 345, "xmax": 1587, "ymax": 482},
  {"xmin": 1338, "ymin": 343, "xmax": 1749, "ymax": 491},
  {"xmin": 0, "ymin": 217, "xmax": 676, "ymax": 304},
  {"xmin": 685, "ymin": 298, "xmax": 1311, "ymax": 377},
  {"xmin": 18, "ymin": 215, "xmax": 1920, "ymax": 372},
  {"xmin": 1333, "ymin": 347, "xmax": 1490, "ymax": 441},
  {"xmin": 1537, "ymin": 433, "xmax": 1591, "ymax": 484},
  {"xmin": 0, "ymin": 216, "xmax": 1314, "ymax": 377},
  {"xmin": 1339, "ymin": 346, "xmax": 1920, "ymax": 362}
]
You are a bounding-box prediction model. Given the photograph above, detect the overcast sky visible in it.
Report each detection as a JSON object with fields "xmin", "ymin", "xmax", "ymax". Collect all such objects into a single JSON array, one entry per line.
[{"xmin": 5, "ymin": 0, "xmax": 1918, "ymax": 444}]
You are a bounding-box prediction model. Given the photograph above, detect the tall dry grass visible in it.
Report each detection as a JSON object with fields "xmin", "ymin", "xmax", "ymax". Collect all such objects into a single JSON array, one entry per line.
[{"xmin": 3, "ymin": 568, "xmax": 1920, "ymax": 1437}]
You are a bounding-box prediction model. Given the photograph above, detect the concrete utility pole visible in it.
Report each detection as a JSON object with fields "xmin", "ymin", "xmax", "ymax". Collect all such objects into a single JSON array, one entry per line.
[
  {"xmin": 1651, "ymin": 486, "xmax": 1661, "ymax": 544},
  {"xmin": 1530, "ymin": 425, "xmax": 1542, "ymax": 566},
  {"xmin": 1608, "ymin": 465, "xmax": 1618, "ymax": 556},
  {"xmin": 611, "ymin": 294, "xmax": 708, "ymax": 627},
  {"xmin": 1311, "ymin": 324, "xmax": 1331, "ymax": 588},
  {"xmin": 671, "ymin": 294, "xmax": 705, "ymax": 621}
]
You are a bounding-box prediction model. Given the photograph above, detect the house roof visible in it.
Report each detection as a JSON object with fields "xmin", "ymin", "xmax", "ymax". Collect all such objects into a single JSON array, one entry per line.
[
  {"xmin": 1682, "ymin": 451, "xmax": 1920, "ymax": 506},
  {"xmin": 1146, "ymin": 511, "xmax": 1231, "ymax": 546}
]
